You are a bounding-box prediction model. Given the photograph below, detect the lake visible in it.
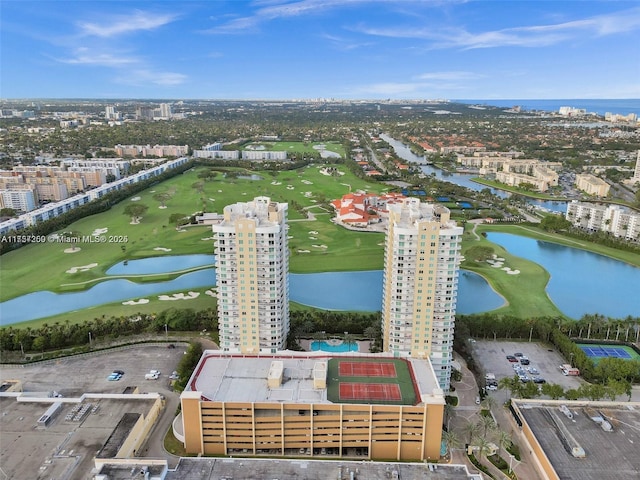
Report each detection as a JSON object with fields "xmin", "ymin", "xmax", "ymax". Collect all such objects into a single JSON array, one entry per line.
[
  {"xmin": 0, "ymin": 265, "xmax": 502, "ymax": 325},
  {"xmin": 486, "ymin": 233, "xmax": 640, "ymax": 319},
  {"xmin": 2, "ymin": 234, "xmax": 637, "ymax": 325}
]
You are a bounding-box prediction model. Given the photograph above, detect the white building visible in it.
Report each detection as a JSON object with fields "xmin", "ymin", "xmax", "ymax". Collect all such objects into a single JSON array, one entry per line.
[
  {"xmin": 0, "ymin": 185, "xmax": 37, "ymax": 212},
  {"xmin": 381, "ymin": 198, "xmax": 463, "ymax": 390},
  {"xmin": 566, "ymin": 201, "xmax": 640, "ymax": 242},
  {"xmin": 212, "ymin": 197, "xmax": 290, "ymax": 354}
]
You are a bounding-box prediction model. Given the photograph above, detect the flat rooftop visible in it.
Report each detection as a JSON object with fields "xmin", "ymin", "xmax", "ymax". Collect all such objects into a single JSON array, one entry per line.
[
  {"xmin": 165, "ymin": 457, "xmax": 481, "ymax": 480},
  {"xmin": 515, "ymin": 400, "xmax": 640, "ymax": 480},
  {"xmin": 0, "ymin": 395, "xmax": 159, "ymax": 480},
  {"xmin": 186, "ymin": 350, "xmax": 442, "ymax": 405}
]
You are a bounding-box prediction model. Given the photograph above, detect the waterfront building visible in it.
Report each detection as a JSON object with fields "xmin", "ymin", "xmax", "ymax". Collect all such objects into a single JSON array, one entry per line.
[
  {"xmin": 212, "ymin": 197, "xmax": 289, "ymax": 354},
  {"xmin": 177, "ymin": 350, "xmax": 445, "ymax": 461},
  {"xmin": 566, "ymin": 201, "xmax": 640, "ymax": 243},
  {"xmin": 381, "ymin": 198, "xmax": 463, "ymax": 390},
  {"xmin": 575, "ymin": 173, "xmax": 610, "ymax": 197}
]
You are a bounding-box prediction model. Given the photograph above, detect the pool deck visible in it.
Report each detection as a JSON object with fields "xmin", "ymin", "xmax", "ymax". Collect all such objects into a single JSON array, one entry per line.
[{"xmin": 300, "ymin": 339, "xmax": 372, "ymax": 353}]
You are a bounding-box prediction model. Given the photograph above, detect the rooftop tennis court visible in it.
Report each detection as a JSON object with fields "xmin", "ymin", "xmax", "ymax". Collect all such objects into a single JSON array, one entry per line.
[{"xmin": 326, "ymin": 358, "xmax": 418, "ymax": 405}]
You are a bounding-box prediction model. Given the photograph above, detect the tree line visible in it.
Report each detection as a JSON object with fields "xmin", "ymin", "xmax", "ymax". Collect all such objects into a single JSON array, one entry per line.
[{"xmin": 0, "ymin": 307, "xmax": 217, "ymax": 358}]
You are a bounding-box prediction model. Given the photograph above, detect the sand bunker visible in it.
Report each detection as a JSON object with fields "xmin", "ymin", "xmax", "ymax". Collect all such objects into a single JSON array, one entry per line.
[
  {"xmin": 312, "ymin": 244, "xmax": 328, "ymax": 249},
  {"xmin": 158, "ymin": 205, "xmax": 167, "ymax": 209},
  {"xmin": 92, "ymin": 227, "xmax": 108, "ymax": 236},
  {"xmin": 158, "ymin": 291, "xmax": 201, "ymax": 301},
  {"xmin": 309, "ymin": 231, "xmax": 319, "ymax": 235},
  {"xmin": 66, "ymin": 263, "xmax": 98, "ymax": 274},
  {"xmin": 154, "ymin": 247, "xmax": 172, "ymax": 252},
  {"xmin": 297, "ymin": 249, "xmax": 310, "ymax": 253},
  {"xmin": 201, "ymin": 236, "xmax": 215, "ymax": 241},
  {"xmin": 122, "ymin": 299, "xmax": 150, "ymax": 305},
  {"xmin": 64, "ymin": 247, "xmax": 81, "ymax": 253},
  {"xmin": 301, "ymin": 180, "xmax": 313, "ymax": 185},
  {"xmin": 205, "ymin": 289, "xmax": 216, "ymax": 297},
  {"xmin": 130, "ymin": 196, "xmax": 141, "ymax": 201}
]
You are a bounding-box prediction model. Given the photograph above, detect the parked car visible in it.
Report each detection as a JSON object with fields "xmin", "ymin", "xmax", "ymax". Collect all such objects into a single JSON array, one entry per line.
[
  {"xmin": 533, "ymin": 377, "xmax": 546, "ymax": 384},
  {"xmin": 519, "ymin": 358, "xmax": 530, "ymax": 365},
  {"xmin": 514, "ymin": 352, "xmax": 524, "ymax": 357},
  {"xmin": 113, "ymin": 370, "xmax": 125, "ymax": 375},
  {"xmin": 107, "ymin": 373, "xmax": 122, "ymax": 381},
  {"xmin": 506, "ymin": 355, "xmax": 518, "ymax": 362}
]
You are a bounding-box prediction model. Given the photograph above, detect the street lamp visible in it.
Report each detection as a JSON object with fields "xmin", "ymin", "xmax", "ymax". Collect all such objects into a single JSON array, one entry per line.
[
  {"xmin": 569, "ymin": 352, "xmax": 574, "ymax": 367},
  {"xmin": 164, "ymin": 324, "xmax": 168, "ymax": 341},
  {"xmin": 88, "ymin": 331, "xmax": 92, "ymax": 348}
]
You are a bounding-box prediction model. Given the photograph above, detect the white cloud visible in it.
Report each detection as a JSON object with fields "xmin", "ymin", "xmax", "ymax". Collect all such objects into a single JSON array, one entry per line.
[
  {"xmin": 354, "ymin": 6, "xmax": 640, "ymax": 50},
  {"xmin": 415, "ymin": 71, "xmax": 484, "ymax": 81},
  {"xmin": 115, "ymin": 69, "xmax": 187, "ymax": 87},
  {"xmin": 204, "ymin": 0, "xmax": 410, "ymax": 34},
  {"xmin": 78, "ymin": 10, "xmax": 178, "ymax": 38},
  {"xmin": 58, "ymin": 48, "xmax": 138, "ymax": 67}
]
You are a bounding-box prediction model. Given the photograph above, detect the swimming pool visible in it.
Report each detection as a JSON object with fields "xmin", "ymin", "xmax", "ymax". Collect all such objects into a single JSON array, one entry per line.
[{"xmin": 311, "ymin": 340, "xmax": 358, "ymax": 353}]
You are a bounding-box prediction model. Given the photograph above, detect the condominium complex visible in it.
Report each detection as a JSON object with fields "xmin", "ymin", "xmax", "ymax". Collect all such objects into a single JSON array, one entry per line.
[
  {"xmin": 212, "ymin": 196, "xmax": 290, "ymax": 354},
  {"xmin": 566, "ymin": 201, "xmax": 640, "ymax": 242},
  {"xmin": 381, "ymin": 198, "xmax": 463, "ymax": 390},
  {"xmin": 575, "ymin": 173, "xmax": 610, "ymax": 197}
]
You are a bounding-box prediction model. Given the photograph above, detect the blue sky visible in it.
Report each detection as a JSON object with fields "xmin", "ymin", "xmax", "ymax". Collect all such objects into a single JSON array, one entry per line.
[{"xmin": 2, "ymin": 0, "xmax": 639, "ymax": 100}]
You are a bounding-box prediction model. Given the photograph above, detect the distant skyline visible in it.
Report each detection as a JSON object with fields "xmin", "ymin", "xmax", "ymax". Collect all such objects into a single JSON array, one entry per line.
[{"xmin": 2, "ymin": 1, "xmax": 640, "ymax": 100}]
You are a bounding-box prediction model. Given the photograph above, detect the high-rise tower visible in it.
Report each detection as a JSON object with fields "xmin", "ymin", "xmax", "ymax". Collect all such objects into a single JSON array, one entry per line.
[
  {"xmin": 381, "ymin": 198, "xmax": 463, "ymax": 390},
  {"xmin": 212, "ymin": 196, "xmax": 289, "ymax": 354}
]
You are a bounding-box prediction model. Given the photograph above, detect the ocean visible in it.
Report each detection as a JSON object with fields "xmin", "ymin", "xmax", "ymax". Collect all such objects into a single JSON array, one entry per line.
[{"xmin": 455, "ymin": 99, "xmax": 640, "ymax": 117}]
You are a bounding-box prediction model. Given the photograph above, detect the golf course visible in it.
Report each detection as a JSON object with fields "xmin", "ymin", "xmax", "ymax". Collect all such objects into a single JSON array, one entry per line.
[{"xmin": 2, "ymin": 161, "xmax": 638, "ymax": 327}]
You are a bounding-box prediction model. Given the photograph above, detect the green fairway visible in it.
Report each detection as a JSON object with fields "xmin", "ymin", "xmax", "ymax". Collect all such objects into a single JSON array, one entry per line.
[{"xmin": 0, "ymin": 164, "xmax": 387, "ymax": 302}]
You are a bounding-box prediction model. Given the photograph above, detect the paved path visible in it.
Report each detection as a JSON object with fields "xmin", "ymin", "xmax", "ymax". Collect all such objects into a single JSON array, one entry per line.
[{"xmin": 450, "ymin": 353, "xmax": 543, "ymax": 480}]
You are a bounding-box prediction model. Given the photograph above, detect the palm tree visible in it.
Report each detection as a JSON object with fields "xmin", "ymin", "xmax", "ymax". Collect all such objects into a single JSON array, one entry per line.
[
  {"xmin": 495, "ymin": 429, "xmax": 512, "ymax": 467},
  {"xmin": 442, "ymin": 430, "xmax": 461, "ymax": 456},
  {"xmin": 480, "ymin": 395, "xmax": 495, "ymax": 412},
  {"xmin": 478, "ymin": 415, "xmax": 496, "ymax": 441},
  {"xmin": 463, "ymin": 420, "xmax": 480, "ymax": 446},
  {"xmin": 474, "ymin": 437, "xmax": 494, "ymax": 465}
]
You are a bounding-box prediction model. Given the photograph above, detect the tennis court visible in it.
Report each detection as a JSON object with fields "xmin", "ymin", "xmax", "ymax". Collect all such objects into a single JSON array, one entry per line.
[
  {"xmin": 577, "ymin": 343, "xmax": 640, "ymax": 361},
  {"xmin": 339, "ymin": 382, "xmax": 402, "ymax": 402},
  {"xmin": 339, "ymin": 361, "xmax": 397, "ymax": 377},
  {"xmin": 326, "ymin": 358, "xmax": 418, "ymax": 405}
]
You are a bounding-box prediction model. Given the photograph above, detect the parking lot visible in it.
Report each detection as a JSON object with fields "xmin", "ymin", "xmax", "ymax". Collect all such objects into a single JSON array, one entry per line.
[
  {"xmin": 469, "ymin": 339, "xmax": 584, "ymax": 394},
  {"xmin": 0, "ymin": 343, "xmax": 188, "ymax": 480},
  {"xmin": 3, "ymin": 343, "xmax": 187, "ymax": 396}
]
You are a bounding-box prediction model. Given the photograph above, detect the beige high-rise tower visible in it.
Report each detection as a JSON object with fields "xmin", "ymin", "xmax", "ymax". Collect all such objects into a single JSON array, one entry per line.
[
  {"xmin": 212, "ymin": 196, "xmax": 289, "ymax": 354},
  {"xmin": 381, "ymin": 198, "xmax": 463, "ymax": 390}
]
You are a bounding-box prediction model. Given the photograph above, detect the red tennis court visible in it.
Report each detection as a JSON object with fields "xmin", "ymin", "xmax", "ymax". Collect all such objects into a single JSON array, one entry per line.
[
  {"xmin": 339, "ymin": 382, "xmax": 402, "ymax": 401},
  {"xmin": 339, "ymin": 361, "xmax": 397, "ymax": 377}
]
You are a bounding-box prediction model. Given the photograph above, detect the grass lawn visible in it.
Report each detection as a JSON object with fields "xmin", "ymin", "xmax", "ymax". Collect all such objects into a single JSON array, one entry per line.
[{"xmin": 0, "ymin": 164, "xmax": 387, "ymax": 302}]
